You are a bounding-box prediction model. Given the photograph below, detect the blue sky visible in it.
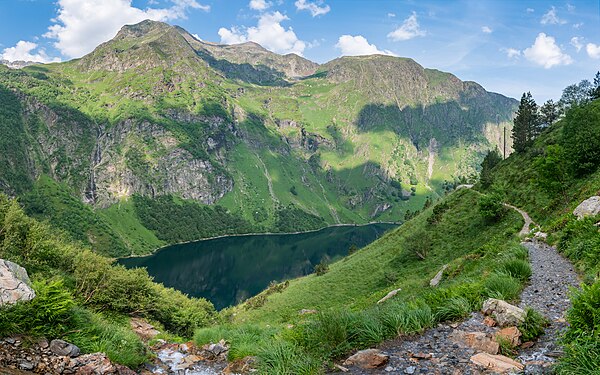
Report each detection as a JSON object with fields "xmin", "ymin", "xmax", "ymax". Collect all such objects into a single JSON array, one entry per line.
[{"xmin": 1, "ymin": 0, "xmax": 599, "ymax": 102}]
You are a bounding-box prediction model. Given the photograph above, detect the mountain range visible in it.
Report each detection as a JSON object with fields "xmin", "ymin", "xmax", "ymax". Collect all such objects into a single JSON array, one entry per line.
[{"xmin": 0, "ymin": 20, "xmax": 517, "ymax": 256}]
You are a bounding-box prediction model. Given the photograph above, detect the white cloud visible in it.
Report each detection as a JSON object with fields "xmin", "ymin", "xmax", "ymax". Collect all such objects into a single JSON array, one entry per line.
[
  {"xmin": 335, "ymin": 35, "xmax": 395, "ymax": 57},
  {"xmin": 502, "ymin": 48, "xmax": 521, "ymax": 59},
  {"xmin": 387, "ymin": 13, "xmax": 396, "ymax": 18},
  {"xmin": 387, "ymin": 12, "xmax": 426, "ymax": 41},
  {"xmin": 1, "ymin": 40, "xmax": 61, "ymax": 63},
  {"xmin": 587, "ymin": 43, "xmax": 600, "ymax": 59},
  {"xmin": 566, "ymin": 3, "xmax": 575, "ymax": 12},
  {"xmin": 526, "ymin": 8, "xmax": 535, "ymax": 13},
  {"xmin": 573, "ymin": 22, "xmax": 583, "ymax": 29},
  {"xmin": 43, "ymin": 0, "xmax": 209, "ymax": 59},
  {"xmin": 540, "ymin": 6, "xmax": 566, "ymax": 25},
  {"xmin": 218, "ymin": 12, "xmax": 306, "ymax": 55},
  {"xmin": 570, "ymin": 37, "xmax": 583, "ymax": 52},
  {"xmin": 294, "ymin": 0, "xmax": 330, "ymax": 17},
  {"xmin": 481, "ymin": 26, "xmax": 492, "ymax": 34},
  {"xmin": 249, "ymin": 0, "xmax": 271, "ymax": 11},
  {"xmin": 523, "ymin": 33, "xmax": 573, "ymax": 68}
]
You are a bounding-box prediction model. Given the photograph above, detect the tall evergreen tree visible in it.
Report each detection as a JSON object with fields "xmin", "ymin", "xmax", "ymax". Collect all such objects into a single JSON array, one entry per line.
[
  {"xmin": 479, "ymin": 148, "xmax": 502, "ymax": 188},
  {"xmin": 512, "ymin": 92, "xmax": 540, "ymax": 153},
  {"xmin": 540, "ymin": 99, "xmax": 559, "ymax": 127},
  {"xmin": 591, "ymin": 71, "xmax": 600, "ymax": 100}
]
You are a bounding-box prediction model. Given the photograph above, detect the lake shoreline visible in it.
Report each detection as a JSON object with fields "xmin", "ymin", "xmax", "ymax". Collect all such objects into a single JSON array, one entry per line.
[{"xmin": 119, "ymin": 221, "xmax": 401, "ymax": 259}]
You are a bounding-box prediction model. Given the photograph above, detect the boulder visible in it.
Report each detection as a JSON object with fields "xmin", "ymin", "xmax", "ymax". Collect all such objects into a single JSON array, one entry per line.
[
  {"xmin": 343, "ymin": 349, "xmax": 389, "ymax": 369},
  {"xmin": 0, "ymin": 259, "xmax": 36, "ymax": 306},
  {"xmin": 450, "ymin": 330, "xmax": 499, "ymax": 355},
  {"xmin": 49, "ymin": 339, "xmax": 80, "ymax": 357},
  {"xmin": 483, "ymin": 316, "xmax": 497, "ymax": 327},
  {"xmin": 482, "ymin": 298, "xmax": 526, "ymax": 327},
  {"xmin": 429, "ymin": 264, "xmax": 448, "ymax": 287},
  {"xmin": 470, "ymin": 353, "xmax": 524, "ymax": 373},
  {"xmin": 377, "ymin": 288, "xmax": 401, "ymax": 304},
  {"xmin": 495, "ymin": 326, "xmax": 522, "ymax": 347},
  {"xmin": 573, "ymin": 196, "xmax": 600, "ymax": 219}
]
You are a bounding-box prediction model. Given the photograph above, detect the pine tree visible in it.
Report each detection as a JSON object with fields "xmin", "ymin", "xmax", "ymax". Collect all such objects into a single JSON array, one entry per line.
[
  {"xmin": 479, "ymin": 149, "xmax": 502, "ymax": 187},
  {"xmin": 540, "ymin": 99, "xmax": 559, "ymax": 127},
  {"xmin": 591, "ymin": 71, "xmax": 600, "ymax": 100},
  {"xmin": 512, "ymin": 92, "xmax": 540, "ymax": 153}
]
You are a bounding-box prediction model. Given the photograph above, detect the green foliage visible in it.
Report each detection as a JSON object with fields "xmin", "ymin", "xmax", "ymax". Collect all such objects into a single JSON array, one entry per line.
[
  {"xmin": 404, "ymin": 229, "xmax": 432, "ymax": 260},
  {"xmin": 133, "ymin": 195, "xmax": 254, "ymax": 243},
  {"xmin": 257, "ymin": 339, "xmax": 322, "ymax": 375},
  {"xmin": 533, "ymin": 145, "xmax": 570, "ymax": 201},
  {"xmin": 194, "ymin": 324, "xmax": 278, "ymax": 361},
  {"xmin": 557, "ymin": 216, "xmax": 600, "ymax": 278},
  {"xmin": 498, "ymin": 259, "xmax": 532, "ymax": 282},
  {"xmin": 512, "ymin": 92, "xmax": 540, "ymax": 153},
  {"xmin": 66, "ymin": 308, "xmax": 147, "ymax": 367},
  {"xmin": 432, "ymin": 296, "xmax": 472, "ymax": 322},
  {"xmin": 496, "ymin": 335, "xmax": 517, "ymax": 357},
  {"xmin": 274, "ymin": 205, "xmax": 326, "ymax": 233},
  {"xmin": 518, "ymin": 307, "xmax": 549, "ymax": 342},
  {"xmin": 483, "ymin": 274, "xmax": 522, "ymax": 301},
  {"xmin": 540, "ymin": 99, "xmax": 559, "ymax": 127},
  {"xmin": 556, "ymin": 337, "xmax": 600, "ymax": 374},
  {"xmin": 427, "ymin": 201, "xmax": 450, "ymax": 225},
  {"xmin": 478, "ymin": 194, "xmax": 506, "ymax": 221},
  {"xmin": 562, "ymin": 99, "xmax": 600, "ymax": 176},
  {"xmin": 314, "ymin": 260, "xmax": 330, "ymax": 276},
  {"xmin": 0, "ymin": 279, "xmax": 74, "ymax": 338},
  {"xmin": 480, "ymin": 149, "xmax": 503, "ymax": 188}
]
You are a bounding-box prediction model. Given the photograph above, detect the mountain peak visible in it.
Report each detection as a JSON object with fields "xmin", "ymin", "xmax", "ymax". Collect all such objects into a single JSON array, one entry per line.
[{"xmin": 116, "ymin": 19, "xmax": 173, "ymax": 39}]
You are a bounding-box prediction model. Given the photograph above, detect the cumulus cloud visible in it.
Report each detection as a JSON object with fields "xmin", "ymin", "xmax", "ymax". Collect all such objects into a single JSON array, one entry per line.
[
  {"xmin": 218, "ymin": 12, "xmax": 306, "ymax": 55},
  {"xmin": 481, "ymin": 26, "xmax": 492, "ymax": 34},
  {"xmin": 43, "ymin": 0, "xmax": 209, "ymax": 58},
  {"xmin": 502, "ymin": 48, "xmax": 521, "ymax": 59},
  {"xmin": 387, "ymin": 12, "xmax": 426, "ymax": 41},
  {"xmin": 587, "ymin": 43, "xmax": 600, "ymax": 59},
  {"xmin": 523, "ymin": 33, "xmax": 573, "ymax": 68},
  {"xmin": 572, "ymin": 22, "xmax": 583, "ymax": 29},
  {"xmin": 294, "ymin": 0, "xmax": 330, "ymax": 17},
  {"xmin": 540, "ymin": 6, "xmax": 566, "ymax": 25},
  {"xmin": 335, "ymin": 35, "xmax": 395, "ymax": 56},
  {"xmin": 249, "ymin": 0, "xmax": 271, "ymax": 11},
  {"xmin": 1, "ymin": 41, "xmax": 61, "ymax": 63},
  {"xmin": 526, "ymin": 8, "xmax": 535, "ymax": 13},
  {"xmin": 570, "ymin": 37, "xmax": 583, "ymax": 52},
  {"xmin": 387, "ymin": 13, "xmax": 396, "ymax": 18}
]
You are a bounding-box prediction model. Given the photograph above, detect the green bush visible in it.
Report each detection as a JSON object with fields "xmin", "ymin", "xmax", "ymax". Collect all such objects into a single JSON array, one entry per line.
[
  {"xmin": 478, "ymin": 194, "xmax": 506, "ymax": 221},
  {"xmin": 432, "ymin": 296, "xmax": 472, "ymax": 322},
  {"xmin": 556, "ymin": 337, "xmax": 600, "ymax": 374},
  {"xmin": 257, "ymin": 339, "xmax": 321, "ymax": 375},
  {"xmin": 564, "ymin": 281, "xmax": 600, "ymax": 342},
  {"xmin": 380, "ymin": 302, "xmax": 434, "ymax": 336},
  {"xmin": 314, "ymin": 261, "xmax": 329, "ymax": 276}
]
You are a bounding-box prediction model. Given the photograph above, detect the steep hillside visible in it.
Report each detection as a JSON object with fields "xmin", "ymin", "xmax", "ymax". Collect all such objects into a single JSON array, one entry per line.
[{"xmin": 0, "ymin": 20, "xmax": 517, "ymax": 256}]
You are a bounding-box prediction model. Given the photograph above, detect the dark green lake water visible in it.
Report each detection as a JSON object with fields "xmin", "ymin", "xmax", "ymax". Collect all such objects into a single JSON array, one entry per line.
[{"xmin": 119, "ymin": 223, "xmax": 396, "ymax": 310}]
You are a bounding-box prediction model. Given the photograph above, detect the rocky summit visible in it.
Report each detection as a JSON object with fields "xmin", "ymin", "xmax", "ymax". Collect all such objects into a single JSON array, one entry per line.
[{"xmin": 0, "ymin": 19, "xmax": 516, "ymax": 257}]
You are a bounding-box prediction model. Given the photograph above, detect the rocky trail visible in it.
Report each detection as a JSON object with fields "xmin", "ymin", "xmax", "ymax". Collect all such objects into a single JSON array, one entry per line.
[{"xmin": 339, "ymin": 203, "xmax": 581, "ymax": 375}]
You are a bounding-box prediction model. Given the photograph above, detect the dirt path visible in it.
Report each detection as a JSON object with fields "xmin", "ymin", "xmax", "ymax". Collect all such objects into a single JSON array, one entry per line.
[{"xmin": 340, "ymin": 203, "xmax": 579, "ymax": 374}]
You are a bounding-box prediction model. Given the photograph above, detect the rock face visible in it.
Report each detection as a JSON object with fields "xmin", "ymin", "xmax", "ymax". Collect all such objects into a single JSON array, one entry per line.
[
  {"xmin": 0, "ymin": 260, "xmax": 35, "ymax": 306},
  {"xmin": 130, "ymin": 318, "xmax": 160, "ymax": 341},
  {"xmin": 429, "ymin": 264, "xmax": 448, "ymax": 287},
  {"xmin": 573, "ymin": 196, "xmax": 600, "ymax": 219},
  {"xmin": 343, "ymin": 349, "xmax": 389, "ymax": 369},
  {"xmin": 482, "ymin": 298, "xmax": 526, "ymax": 327},
  {"xmin": 49, "ymin": 339, "xmax": 80, "ymax": 357}
]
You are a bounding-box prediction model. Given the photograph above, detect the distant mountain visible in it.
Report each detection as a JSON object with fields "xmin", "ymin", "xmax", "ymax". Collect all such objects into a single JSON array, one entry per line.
[{"xmin": 0, "ymin": 20, "xmax": 517, "ymax": 256}]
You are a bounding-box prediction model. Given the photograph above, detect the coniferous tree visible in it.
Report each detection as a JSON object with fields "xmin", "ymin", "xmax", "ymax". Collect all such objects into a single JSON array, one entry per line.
[
  {"xmin": 512, "ymin": 92, "xmax": 540, "ymax": 153},
  {"xmin": 479, "ymin": 149, "xmax": 502, "ymax": 187},
  {"xmin": 540, "ymin": 99, "xmax": 559, "ymax": 127},
  {"xmin": 591, "ymin": 71, "xmax": 600, "ymax": 100}
]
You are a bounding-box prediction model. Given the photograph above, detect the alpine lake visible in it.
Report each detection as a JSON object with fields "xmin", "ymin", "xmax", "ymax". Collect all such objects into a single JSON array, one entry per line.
[{"xmin": 119, "ymin": 223, "xmax": 397, "ymax": 310}]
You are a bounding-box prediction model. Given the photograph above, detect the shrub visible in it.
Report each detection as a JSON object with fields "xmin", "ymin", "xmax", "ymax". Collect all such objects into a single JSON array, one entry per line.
[
  {"xmin": 483, "ymin": 274, "xmax": 522, "ymax": 301},
  {"xmin": 380, "ymin": 302, "xmax": 434, "ymax": 336},
  {"xmin": 257, "ymin": 339, "xmax": 321, "ymax": 375},
  {"xmin": 556, "ymin": 337, "xmax": 600, "ymax": 374},
  {"xmin": 564, "ymin": 281, "xmax": 600, "ymax": 341},
  {"xmin": 404, "ymin": 230, "xmax": 432, "ymax": 260},
  {"xmin": 314, "ymin": 260, "xmax": 329, "ymax": 276},
  {"xmin": 478, "ymin": 194, "xmax": 506, "ymax": 221}
]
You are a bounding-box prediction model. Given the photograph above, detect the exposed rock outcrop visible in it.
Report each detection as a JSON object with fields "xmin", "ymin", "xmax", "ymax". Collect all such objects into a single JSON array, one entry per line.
[
  {"xmin": 0, "ymin": 260, "xmax": 35, "ymax": 306},
  {"xmin": 343, "ymin": 349, "xmax": 389, "ymax": 369},
  {"xmin": 482, "ymin": 298, "xmax": 526, "ymax": 327},
  {"xmin": 573, "ymin": 196, "xmax": 600, "ymax": 219}
]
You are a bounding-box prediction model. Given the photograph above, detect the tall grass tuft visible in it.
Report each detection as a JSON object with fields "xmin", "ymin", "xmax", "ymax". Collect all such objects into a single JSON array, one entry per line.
[
  {"xmin": 483, "ymin": 274, "xmax": 522, "ymax": 301},
  {"xmin": 257, "ymin": 339, "xmax": 322, "ymax": 375},
  {"xmin": 433, "ymin": 296, "xmax": 472, "ymax": 322},
  {"xmin": 498, "ymin": 259, "xmax": 532, "ymax": 281}
]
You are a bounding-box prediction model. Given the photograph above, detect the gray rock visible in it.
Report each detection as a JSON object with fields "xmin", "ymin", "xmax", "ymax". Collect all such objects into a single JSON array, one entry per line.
[
  {"xmin": 573, "ymin": 196, "xmax": 600, "ymax": 219},
  {"xmin": 482, "ymin": 298, "xmax": 526, "ymax": 327},
  {"xmin": 429, "ymin": 264, "xmax": 448, "ymax": 287},
  {"xmin": 49, "ymin": 339, "xmax": 80, "ymax": 357},
  {"xmin": 404, "ymin": 365, "xmax": 416, "ymax": 374},
  {"xmin": 0, "ymin": 259, "xmax": 36, "ymax": 306}
]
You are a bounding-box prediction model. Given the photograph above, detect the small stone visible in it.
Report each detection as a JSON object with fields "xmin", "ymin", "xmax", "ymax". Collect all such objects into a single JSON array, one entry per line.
[
  {"xmin": 333, "ymin": 364, "xmax": 349, "ymax": 373},
  {"xmin": 19, "ymin": 361, "xmax": 35, "ymax": 370},
  {"xmin": 521, "ymin": 341, "xmax": 535, "ymax": 349},
  {"xmin": 495, "ymin": 326, "xmax": 522, "ymax": 347},
  {"xmin": 483, "ymin": 316, "xmax": 497, "ymax": 327},
  {"xmin": 49, "ymin": 339, "xmax": 80, "ymax": 358},
  {"xmin": 450, "ymin": 330, "xmax": 499, "ymax": 355},
  {"xmin": 404, "ymin": 365, "xmax": 416, "ymax": 374},
  {"xmin": 299, "ymin": 309, "xmax": 318, "ymax": 315},
  {"xmin": 385, "ymin": 366, "xmax": 395, "ymax": 372},
  {"xmin": 470, "ymin": 353, "xmax": 524, "ymax": 373},
  {"xmin": 411, "ymin": 352, "xmax": 432, "ymax": 360}
]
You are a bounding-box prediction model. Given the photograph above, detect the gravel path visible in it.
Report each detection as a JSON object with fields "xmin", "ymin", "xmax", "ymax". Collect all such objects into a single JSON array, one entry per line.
[{"xmin": 517, "ymin": 240, "xmax": 580, "ymax": 373}]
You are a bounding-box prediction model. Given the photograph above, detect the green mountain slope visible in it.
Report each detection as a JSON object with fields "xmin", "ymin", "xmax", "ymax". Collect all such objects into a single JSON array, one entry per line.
[{"xmin": 0, "ymin": 20, "xmax": 517, "ymax": 255}]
